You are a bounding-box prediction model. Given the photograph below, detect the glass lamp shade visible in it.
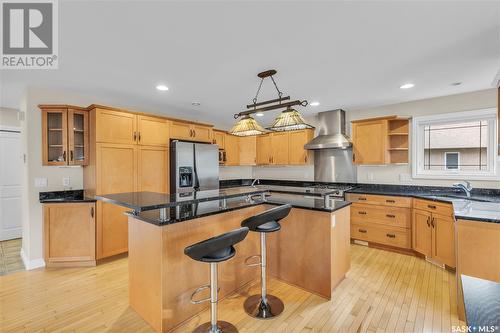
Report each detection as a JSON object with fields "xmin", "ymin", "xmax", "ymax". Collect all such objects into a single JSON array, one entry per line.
[
  {"xmin": 229, "ymin": 115, "xmax": 266, "ymax": 136},
  {"xmin": 267, "ymin": 108, "xmax": 313, "ymax": 131}
]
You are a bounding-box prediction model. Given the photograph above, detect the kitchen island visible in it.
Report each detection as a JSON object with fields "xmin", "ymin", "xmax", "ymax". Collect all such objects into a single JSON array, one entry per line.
[{"xmin": 97, "ymin": 187, "xmax": 351, "ymax": 333}]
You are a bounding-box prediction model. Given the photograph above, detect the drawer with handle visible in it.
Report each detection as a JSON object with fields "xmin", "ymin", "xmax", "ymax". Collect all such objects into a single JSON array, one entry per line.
[
  {"xmin": 351, "ymin": 222, "xmax": 411, "ymax": 249},
  {"xmin": 413, "ymin": 199, "xmax": 454, "ymax": 217},
  {"xmin": 351, "ymin": 204, "xmax": 411, "ymax": 228},
  {"xmin": 346, "ymin": 193, "xmax": 412, "ymax": 208}
]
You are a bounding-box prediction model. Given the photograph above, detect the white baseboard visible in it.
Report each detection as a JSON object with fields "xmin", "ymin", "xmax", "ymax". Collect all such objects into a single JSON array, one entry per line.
[{"xmin": 20, "ymin": 248, "xmax": 45, "ymax": 270}]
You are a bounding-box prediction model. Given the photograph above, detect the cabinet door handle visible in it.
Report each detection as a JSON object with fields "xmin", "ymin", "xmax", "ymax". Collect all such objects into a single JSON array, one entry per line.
[
  {"xmin": 70, "ymin": 150, "xmax": 74, "ymax": 161},
  {"xmin": 138, "ymin": 132, "xmax": 141, "ymax": 142},
  {"xmin": 386, "ymin": 233, "xmax": 396, "ymax": 238},
  {"xmin": 194, "ymin": 130, "xmax": 196, "ymax": 137},
  {"xmin": 304, "ymin": 155, "xmax": 307, "ymax": 162},
  {"xmin": 427, "ymin": 204, "xmax": 436, "ymax": 209},
  {"xmin": 386, "ymin": 199, "xmax": 396, "ymax": 203},
  {"xmin": 358, "ymin": 211, "xmax": 367, "ymax": 215},
  {"xmin": 358, "ymin": 229, "xmax": 367, "ymax": 233},
  {"xmin": 431, "ymin": 217, "xmax": 435, "ymax": 228},
  {"xmin": 353, "ymin": 153, "xmax": 356, "ymax": 162},
  {"xmin": 133, "ymin": 132, "xmax": 137, "ymax": 141},
  {"xmin": 386, "ymin": 214, "xmax": 395, "ymax": 218},
  {"xmin": 358, "ymin": 197, "xmax": 367, "ymax": 201},
  {"xmin": 426, "ymin": 216, "xmax": 430, "ymax": 227},
  {"xmin": 90, "ymin": 207, "xmax": 94, "ymax": 218},
  {"xmin": 63, "ymin": 151, "xmax": 66, "ymax": 162}
]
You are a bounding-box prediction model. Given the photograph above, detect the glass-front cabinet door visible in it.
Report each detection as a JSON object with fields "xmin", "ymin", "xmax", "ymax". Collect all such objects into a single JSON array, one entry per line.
[
  {"xmin": 68, "ymin": 109, "xmax": 89, "ymax": 165},
  {"xmin": 42, "ymin": 109, "xmax": 68, "ymax": 166},
  {"xmin": 41, "ymin": 106, "xmax": 89, "ymax": 166}
]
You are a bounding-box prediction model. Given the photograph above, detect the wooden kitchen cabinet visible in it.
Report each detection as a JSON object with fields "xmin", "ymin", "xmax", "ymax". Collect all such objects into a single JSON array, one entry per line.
[
  {"xmin": 288, "ymin": 129, "xmax": 313, "ymax": 165},
  {"xmin": 412, "ymin": 209, "xmax": 432, "ymax": 257},
  {"xmin": 270, "ymin": 132, "xmax": 289, "ymax": 165},
  {"xmin": 170, "ymin": 121, "xmax": 213, "ymax": 143},
  {"xmin": 238, "ymin": 136, "xmax": 257, "ymax": 165},
  {"xmin": 224, "ymin": 133, "xmax": 240, "ymax": 165},
  {"xmin": 351, "ymin": 116, "xmax": 409, "ymax": 165},
  {"xmin": 213, "ymin": 130, "xmax": 226, "ymax": 149},
  {"xmin": 43, "ymin": 202, "xmax": 96, "ymax": 267},
  {"xmin": 137, "ymin": 115, "xmax": 169, "ymax": 146},
  {"xmin": 256, "ymin": 134, "xmax": 272, "ymax": 164},
  {"xmin": 94, "ymin": 108, "xmax": 137, "ymax": 144},
  {"xmin": 412, "ymin": 202, "xmax": 455, "ymax": 268},
  {"xmin": 40, "ymin": 105, "xmax": 89, "ymax": 166},
  {"xmin": 138, "ymin": 145, "xmax": 169, "ymax": 193}
]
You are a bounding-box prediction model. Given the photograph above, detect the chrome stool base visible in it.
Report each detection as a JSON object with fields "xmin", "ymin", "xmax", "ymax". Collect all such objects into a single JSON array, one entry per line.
[
  {"xmin": 243, "ymin": 294, "xmax": 284, "ymax": 319},
  {"xmin": 193, "ymin": 321, "xmax": 238, "ymax": 333}
]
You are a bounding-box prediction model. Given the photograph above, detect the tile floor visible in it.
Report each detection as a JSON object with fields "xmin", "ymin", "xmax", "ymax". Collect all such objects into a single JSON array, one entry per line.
[{"xmin": 0, "ymin": 238, "xmax": 25, "ymax": 275}]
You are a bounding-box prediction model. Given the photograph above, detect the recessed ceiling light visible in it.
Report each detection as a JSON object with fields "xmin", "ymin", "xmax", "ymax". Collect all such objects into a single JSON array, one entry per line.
[
  {"xmin": 400, "ymin": 83, "xmax": 415, "ymax": 89},
  {"xmin": 451, "ymin": 82, "xmax": 462, "ymax": 86},
  {"xmin": 310, "ymin": 101, "xmax": 320, "ymax": 106},
  {"xmin": 191, "ymin": 102, "xmax": 201, "ymax": 106},
  {"xmin": 255, "ymin": 112, "xmax": 264, "ymax": 117},
  {"xmin": 156, "ymin": 84, "xmax": 169, "ymax": 91}
]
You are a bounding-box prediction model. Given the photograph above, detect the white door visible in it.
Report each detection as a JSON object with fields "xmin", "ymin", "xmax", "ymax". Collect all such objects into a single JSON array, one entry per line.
[{"xmin": 0, "ymin": 127, "xmax": 22, "ymax": 241}]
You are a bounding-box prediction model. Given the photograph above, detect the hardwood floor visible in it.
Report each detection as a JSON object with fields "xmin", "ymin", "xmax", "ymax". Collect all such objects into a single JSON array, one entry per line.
[
  {"xmin": 0, "ymin": 245, "xmax": 463, "ymax": 332},
  {"xmin": 0, "ymin": 238, "xmax": 24, "ymax": 275}
]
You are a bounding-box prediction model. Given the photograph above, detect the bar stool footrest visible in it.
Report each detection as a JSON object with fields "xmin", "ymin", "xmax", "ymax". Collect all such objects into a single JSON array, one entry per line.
[{"xmin": 243, "ymin": 294, "xmax": 284, "ymax": 319}]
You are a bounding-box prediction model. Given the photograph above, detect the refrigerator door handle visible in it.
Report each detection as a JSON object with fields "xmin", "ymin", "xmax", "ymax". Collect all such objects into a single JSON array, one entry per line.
[{"xmin": 193, "ymin": 145, "xmax": 200, "ymax": 190}]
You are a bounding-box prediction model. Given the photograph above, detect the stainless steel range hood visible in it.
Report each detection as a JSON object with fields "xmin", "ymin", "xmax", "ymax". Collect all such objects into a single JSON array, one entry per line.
[{"xmin": 304, "ymin": 109, "xmax": 352, "ymax": 149}]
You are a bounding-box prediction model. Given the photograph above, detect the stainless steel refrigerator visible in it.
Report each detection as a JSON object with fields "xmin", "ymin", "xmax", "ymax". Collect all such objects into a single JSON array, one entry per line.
[{"xmin": 170, "ymin": 140, "xmax": 219, "ymax": 193}]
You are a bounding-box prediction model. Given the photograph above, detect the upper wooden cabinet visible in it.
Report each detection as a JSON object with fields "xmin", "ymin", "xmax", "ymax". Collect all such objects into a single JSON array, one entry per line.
[
  {"xmin": 93, "ymin": 108, "xmax": 169, "ymax": 146},
  {"xmin": 351, "ymin": 116, "xmax": 409, "ymax": 165},
  {"xmin": 288, "ymin": 129, "xmax": 314, "ymax": 165},
  {"xmin": 238, "ymin": 136, "xmax": 257, "ymax": 165},
  {"xmin": 213, "ymin": 130, "xmax": 226, "ymax": 149},
  {"xmin": 256, "ymin": 134, "xmax": 272, "ymax": 165},
  {"xmin": 224, "ymin": 134, "xmax": 240, "ymax": 166},
  {"xmin": 40, "ymin": 105, "xmax": 89, "ymax": 166},
  {"xmin": 137, "ymin": 145, "xmax": 169, "ymax": 193},
  {"xmin": 270, "ymin": 132, "xmax": 289, "ymax": 165},
  {"xmin": 137, "ymin": 115, "xmax": 169, "ymax": 146},
  {"xmin": 170, "ymin": 121, "xmax": 213, "ymax": 143},
  {"xmin": 94, "ymin": 108, "xmax": 137, "ymax": 145}
]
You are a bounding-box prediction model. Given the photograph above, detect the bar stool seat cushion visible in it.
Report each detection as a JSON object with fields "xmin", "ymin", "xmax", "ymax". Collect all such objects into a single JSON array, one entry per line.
[
  {"xmin": 184, "ymin": 227, "xmax": 249, "ymax": 263},
  {"xmin": 241, "ymin": 204, "xmax": 292, "ymax": 233},
  {"xmin": 255, "ymin": 221, "xmax": 281, "ymax": 233}
]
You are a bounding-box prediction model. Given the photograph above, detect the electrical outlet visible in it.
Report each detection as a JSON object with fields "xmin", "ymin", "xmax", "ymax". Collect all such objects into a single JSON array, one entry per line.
[
  {"xmin": 367, "ymin": 173, "xmax": 374, "ymax": 181},
  {"xmin": 34, "ymin": 178, "xmax": 47, "ymax": 188},
  {"xmin": 62, "ymin": 177, "xmax": 71, "ymax": 187}
]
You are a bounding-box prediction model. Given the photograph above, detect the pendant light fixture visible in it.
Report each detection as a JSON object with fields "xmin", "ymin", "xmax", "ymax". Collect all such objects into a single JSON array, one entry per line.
[{"xmin": 229, "ymin": 69, "xmax": 313, "ymax": 136}]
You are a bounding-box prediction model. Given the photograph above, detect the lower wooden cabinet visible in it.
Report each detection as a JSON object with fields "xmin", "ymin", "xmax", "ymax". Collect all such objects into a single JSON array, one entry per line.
[
  {"xmin": 412, "ymin": 207, "xmax": 455, "ymax": 268},
  {"xmin": 97, "ymin": 201, "xmax": 129, "ymax": 259},
  {"xmin": 351, "ymin": 221, "xmax": 411, "ymax": 249},
  {"xmin": 43, "ymin": 203, "xmax": 96, "ymax": 267}
]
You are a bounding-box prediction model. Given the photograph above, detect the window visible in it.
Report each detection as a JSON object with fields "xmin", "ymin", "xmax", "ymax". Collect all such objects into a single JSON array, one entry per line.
[
  {"xmin": 412, "ymin": 109, "xmax": 498, "ymax": 179},
  {"xmin": 444, "ymin": 152, "xmax": 459, "ymax": 170}
]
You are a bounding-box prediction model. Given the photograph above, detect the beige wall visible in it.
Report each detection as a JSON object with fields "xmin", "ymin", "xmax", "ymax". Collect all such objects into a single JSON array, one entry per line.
[{"xmin": 0, "ymin": 107, "xmax": 20, "ymax": 127}]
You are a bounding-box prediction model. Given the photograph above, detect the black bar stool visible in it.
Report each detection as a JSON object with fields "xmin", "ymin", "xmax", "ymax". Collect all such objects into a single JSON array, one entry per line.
[
  {"xmin": 184, "ymin": 227, "xmax": 249, "ymax": 333},
  {"xmin": 241, "ymin": 204, "xmax": 292, "ymax": 319}
]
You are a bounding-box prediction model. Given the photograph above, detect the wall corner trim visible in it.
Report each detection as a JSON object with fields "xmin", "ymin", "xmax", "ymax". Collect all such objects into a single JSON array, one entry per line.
[{"xmin": 20, "ymin": 248, "xmax": 46, "ymax": 270}]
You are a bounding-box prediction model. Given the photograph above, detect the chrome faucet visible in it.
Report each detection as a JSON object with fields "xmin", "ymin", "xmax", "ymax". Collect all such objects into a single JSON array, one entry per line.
[
  {"xmin": 251, "ymin": 179, "xmax": 260, "ymax": 187},
  {"xmin": 453, "ymin": 181, "xmax": 472, "ymax": 198}
]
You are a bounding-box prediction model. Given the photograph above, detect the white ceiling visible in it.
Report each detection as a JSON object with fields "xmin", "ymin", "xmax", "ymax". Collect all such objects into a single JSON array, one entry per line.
[{"xmin": 1, "ymin": 1, "xmax": 499, "ymax": 128}]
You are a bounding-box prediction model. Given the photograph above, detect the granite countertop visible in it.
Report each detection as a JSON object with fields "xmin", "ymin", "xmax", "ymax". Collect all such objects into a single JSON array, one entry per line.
[
  {"xmin": 347, "ymin": 185, "xmax": 500, "ymax": 223},
  {"xmin": 39, "ymin": 190, "xmax": 96, "ymax": 203},
  {"xmin": 264, "ymin": 192, "xmax": 351, "ymax": 212},
  {"xmin": 461, "ymin": 275, "xmax": 500, "ymax": 328},
  {"xmin": 125, "ymin": 192, "xmax": 351, "ymax": 226},
  {"xmin": 96, "ymin": 187, "xmax": 269, "ymax": 212},
  {"xmin": 254, "ymin": 184, "xmax": 340, "ymax": 196}
]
